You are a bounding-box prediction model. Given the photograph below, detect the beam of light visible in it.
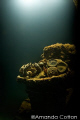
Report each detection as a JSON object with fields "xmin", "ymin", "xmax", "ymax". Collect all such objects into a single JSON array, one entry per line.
[
  {"xmin": 18, "ymin": 0, "xmax": 41, "ymax": 7},
  {"xmin": 8, "ymin": 0, "xmax": 69, "ymax": 18},
  {"xmin": 17, "ymin": 0, "xmax": 62, "ymax": 8}
]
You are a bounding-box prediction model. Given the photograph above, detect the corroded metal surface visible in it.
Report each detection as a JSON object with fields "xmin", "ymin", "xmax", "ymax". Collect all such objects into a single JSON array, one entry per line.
[{"xmin": 17, "ymin": 43, "xmax": 76, "ymax": 116}]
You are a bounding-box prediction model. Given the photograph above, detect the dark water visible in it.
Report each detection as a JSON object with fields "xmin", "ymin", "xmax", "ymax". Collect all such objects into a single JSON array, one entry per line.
[{"xmin": 0, "ymin": 0, "xmax": 78, "ymax": 119}]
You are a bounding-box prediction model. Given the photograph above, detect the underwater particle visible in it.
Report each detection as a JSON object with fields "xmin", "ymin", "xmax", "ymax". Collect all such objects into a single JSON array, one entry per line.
[
  {"xmin": 47, "ymin": 67, "xmax": 59, "ymax": 77},
  {"xmin": 47, "ymin": 59, "xmax": 58, "ymax": 67},
  {"xmin": 57, "ymin": 62, "xmax": 68, "ymax": 73}
]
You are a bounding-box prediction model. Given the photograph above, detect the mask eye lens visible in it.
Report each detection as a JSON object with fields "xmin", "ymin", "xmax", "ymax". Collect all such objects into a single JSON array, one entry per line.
[
  {"xmin": 47, "ymin": 59, "xmax": 68, "ymax": 73},
  {"xmin": 47, "ymin": 59, "xmax": 57, "ymax": 67},
  {"xmin": 57, "ymin": 62, "xmax": 68, "ymax": 73}
]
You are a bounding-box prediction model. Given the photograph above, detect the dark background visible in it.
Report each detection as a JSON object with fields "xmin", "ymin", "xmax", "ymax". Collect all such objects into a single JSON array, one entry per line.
[{"xmin": 0, "ymin": 0, "xmax": 79, "ymax": 119}]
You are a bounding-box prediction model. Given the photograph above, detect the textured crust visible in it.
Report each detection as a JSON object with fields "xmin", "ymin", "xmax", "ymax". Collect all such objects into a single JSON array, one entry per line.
[
  {"xmin": 42, "ymin": 43, "xmax": 76, "ymax": 61},
  {"xmin": 16, "ymin": 43, "xmax": 76, "ymax": 115},
  {"xmin": 17, "ymin": 69, "xmax": 71, "ymax": 82},
  {"xmin": 17, "ymin": 43, "xmax": 76, "ymax": 82}
]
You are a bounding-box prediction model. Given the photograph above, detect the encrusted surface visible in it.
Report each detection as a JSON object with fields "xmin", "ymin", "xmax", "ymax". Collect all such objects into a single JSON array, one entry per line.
[
  {"xmin": 16, "ymin": 43, "xmax": 76, "ymax": 116},
  {"xmin": 17, "ymin": 43, "xmax": 76, "ymax": 82},
  {"xmin": 41, "ymin": 43, "xmax": 76, "ymax": 61}
]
